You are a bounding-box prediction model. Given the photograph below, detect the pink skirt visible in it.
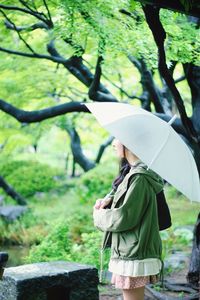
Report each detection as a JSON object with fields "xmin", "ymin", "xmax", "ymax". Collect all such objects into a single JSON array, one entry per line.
[{"xmin": 111, "ymin": 273, "xmax": 159, "ymax": 289}]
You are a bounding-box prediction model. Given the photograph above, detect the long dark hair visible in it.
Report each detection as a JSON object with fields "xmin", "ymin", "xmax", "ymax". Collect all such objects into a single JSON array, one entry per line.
[{"xmin": 112, "ymin": 145, "xmax": 131, "ymax": 191}]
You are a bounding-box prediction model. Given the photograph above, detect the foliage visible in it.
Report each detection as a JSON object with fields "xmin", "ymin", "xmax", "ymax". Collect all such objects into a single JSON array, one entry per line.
[
  {"xmin": 24, "ymin": 199, "xmax": 195, "ymax": 277},
  {"xmin": 56, "ymin": 0, "xmax": 200, "ymax": 66},
  {"xmin": 0, "ymin": 160, "xmax": 62, "ymax": 198},
  {"xmin": 160, "ymin": 226, "xmax": 193, "ymax": 260},
  {"xmin": 0, "ymin": 207, "xmax": 48, "ymax": 245},
  {"xmin": 163, "ymin": 13, "xmax": 200, "ymax": 64},
  {"xmin": 25, "ymin": 213, "xmax": 110, "ymax": 271},
  {"xmin": 0, "ymin": 1, "xmax": 199, "ymax": 281},
  {"xmin": 1, "ymin": 167, "xmax": 198, "ymax": 277},
  {"xmin": 178, "ymin": 0, "xmax": 194, "ymax": 12},
  {"xmin": 75, "ymin": 161, "xmax": 118, "ymax": 205},
  {"xmin": 25, "ymin": 219, "xmax": 73, "ymax": 263},
  {"xmin": 0, "ymin": 0, "xmax": 199, "ymax": 170}
]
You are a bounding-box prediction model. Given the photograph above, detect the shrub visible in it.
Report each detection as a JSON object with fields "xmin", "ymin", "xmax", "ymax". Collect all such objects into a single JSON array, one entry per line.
[
  {"xmin": 25, "ymin": 219, "xmax": 73, "ymax": 263},
  {"xmin": 70, "ymin": 231, "xmax": 110, "ymax": 270},
  {"xmin": 25, "ymin": 213, "xmax": 110, "ymax": 272},
  {"xmin": 160, "ymin": 226, "xmax": 193, "ymax": 260},
  {"xmin": 0, "ymin": 208, "xmax": 48, "ymax": 245},
  {"xmin": 76, "ymin": 163, "xmax": 117, "ymax": 205},
  {"xmin": 0, "ymin": 160, "xmax": 62, "ymax": 197}
]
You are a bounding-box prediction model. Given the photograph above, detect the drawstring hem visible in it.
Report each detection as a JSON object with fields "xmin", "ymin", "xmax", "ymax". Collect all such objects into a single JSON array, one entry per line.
[{"xmin": 159, "ymin": 259, "xmax": 165, "ymax": 289}]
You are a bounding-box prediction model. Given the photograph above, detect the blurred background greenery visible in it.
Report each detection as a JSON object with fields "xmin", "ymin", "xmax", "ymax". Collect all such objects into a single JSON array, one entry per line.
[{"xmin": 0, "ymin": 0, "xmax": 199, "ymax": 283}]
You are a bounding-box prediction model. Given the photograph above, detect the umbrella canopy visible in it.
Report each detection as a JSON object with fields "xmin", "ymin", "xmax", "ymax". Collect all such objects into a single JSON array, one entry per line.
[{"xmin": 83, "ymin": 102, "xmax": 200, "ymax": 202}]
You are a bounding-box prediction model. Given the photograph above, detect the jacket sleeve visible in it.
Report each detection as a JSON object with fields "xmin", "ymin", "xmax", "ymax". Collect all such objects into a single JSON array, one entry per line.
[{"xmin": 93, "ymin": 174, "xmax": 150, "ymax": 232}]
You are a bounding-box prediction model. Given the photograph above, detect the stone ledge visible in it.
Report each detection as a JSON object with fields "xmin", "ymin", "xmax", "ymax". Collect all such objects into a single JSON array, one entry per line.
[{"xmin": 0, "ymin": 261, "xmax": 99, "ymax": 300}]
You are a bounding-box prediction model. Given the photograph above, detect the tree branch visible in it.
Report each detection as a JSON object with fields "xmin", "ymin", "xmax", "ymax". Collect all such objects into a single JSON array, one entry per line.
[
  {"xmin": 174, "ymin": 75, "xmax": 186, "ymax": 84},
  {"xmin": 142, "ymin": 5, "xmax": 200, "ymax": 145},
  {"xmin": 67, "ymin": 127, "xmax": 95, "ymax": 172},
  {"xmin": 4, "ymin": 19, "xmax": 49, "ymax": 31},
  {"xmin": 183, "ymin": 64, "xmax": 200, "ymax": 134},
  {"xmin": 128, "ymin": 55, "xmax": 142, "ymax": 72},
  {"xmin": 0, "ymin": 4, "xmax": 52, "ymax": 27},
  {"xmin": 0, "ymin": 41, "xmax": 117, "ymax": 101},
  {"xmin": 0, "ymin": 176, "xmax": 27, "ymax": 205},
  {"xmin": 129, "ymin": 56, "xmax": 170, "ymax": 113},
  {"xmin": 0, "ymin": 9, "xmax": 36, "ymax": 54},
  {"xmin": 0, "ymin": 99, "xmax": 89, "ymax": 123},
  {"xmin": 95, "ymin": 136, "xmax": 114, "ymax": 164},
  {"xmin": 42, "ymin": 0, "xmax": 53, "ymax": 27},
  {"xmin": 0, "ymin": 46, "xmax": 68, "ymax": 63},
  {"xmin": 135, "ymin": 0, "xmax": 200, "ymax": 18},
  {"xmin": 63, "ymin": 37, "xmax": 85, "ymax": 56},
  {"xmin": 88, "ymin": 55, "xmax": 117, "ymax": 102},
  {"xmin": 47, "ymin": 40, "xmax": 116, "ymax": 98}
]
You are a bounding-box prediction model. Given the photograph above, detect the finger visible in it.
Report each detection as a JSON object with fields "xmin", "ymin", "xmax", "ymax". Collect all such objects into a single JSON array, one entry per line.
[
  {"xmin": 100, "ymin": 197, "xmax": 112, "ymax": 208},
  {"xmin": 95, "ymin": 199, "xmax": 102, "ymax": 206},
  {"xmin": 100, "ymin": 202, "xmax": 107, "ymax": 208}
]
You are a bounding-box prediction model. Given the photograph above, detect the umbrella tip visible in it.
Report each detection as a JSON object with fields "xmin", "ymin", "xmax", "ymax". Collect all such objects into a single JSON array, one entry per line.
[{"xmin": 168, "ymin": 114, "xmax": 177, "ymax": 125}]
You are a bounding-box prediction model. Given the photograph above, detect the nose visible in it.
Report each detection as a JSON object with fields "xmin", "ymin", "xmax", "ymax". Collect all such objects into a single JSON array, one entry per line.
[{"xmin": 112, "ymin": 138, "xmax": 116, "ymax": 147}]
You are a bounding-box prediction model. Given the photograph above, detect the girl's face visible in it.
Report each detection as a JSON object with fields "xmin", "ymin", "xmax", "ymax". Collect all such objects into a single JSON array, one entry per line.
[{"xmin": 112, "ymin": 138, "xmax": 124, "ymax": 158}]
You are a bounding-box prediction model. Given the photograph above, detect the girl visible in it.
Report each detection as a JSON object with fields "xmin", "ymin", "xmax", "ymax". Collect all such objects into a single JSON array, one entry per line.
[{"xmin": 93, "ymin": 138, "xmax": 164, "ymax": 300}]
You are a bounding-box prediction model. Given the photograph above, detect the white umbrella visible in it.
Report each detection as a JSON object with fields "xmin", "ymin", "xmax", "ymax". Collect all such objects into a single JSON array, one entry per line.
[{"xmin": 83, "ymin": 102, "xmax": 200, "ymax": 202}]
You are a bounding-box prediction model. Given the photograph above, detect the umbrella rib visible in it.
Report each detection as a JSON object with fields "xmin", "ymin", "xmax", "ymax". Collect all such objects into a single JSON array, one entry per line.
[
  {"xmin": 147, "ymin": 127, "xmax": 171, "ymax": 171},
  {"xmin": 147, "ymin": 115, "xmax": 177, "ymax": 171}
]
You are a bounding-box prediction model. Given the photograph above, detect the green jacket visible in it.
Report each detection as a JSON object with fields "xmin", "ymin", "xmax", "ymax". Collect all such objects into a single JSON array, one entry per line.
[{"xmin": 93, "ymin": 161, "xmax": 164, "ymax": 280}]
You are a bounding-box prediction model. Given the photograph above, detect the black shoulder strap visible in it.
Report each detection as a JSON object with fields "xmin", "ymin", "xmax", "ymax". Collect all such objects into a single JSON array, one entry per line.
[
  {"xmin": 156, "ymin": 190, "xmax": 172, "ymax": 231},
  {"xmin": 128, "ymin": 166, "xmax": 172, "ymax": 231}
]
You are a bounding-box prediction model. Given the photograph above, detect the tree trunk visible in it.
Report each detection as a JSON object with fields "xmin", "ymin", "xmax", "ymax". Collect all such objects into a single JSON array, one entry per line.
[
  {"xmin": 135, "ymin": 0, "xmax": 200, "ymax": 18},
  {"xmin": 0, "ymin": 176, "xmax": 27, "ymax": 205},
  {"xmin": 95, "ymin": 136, "xmax": 114, "ymax": 164},
  {"xmin": 67, "ymin": 127, "xmax": 96, "ymax": 172},
  {"xmin": 187, "ymin": 212, "xmax": 200, "ymax": 289}
]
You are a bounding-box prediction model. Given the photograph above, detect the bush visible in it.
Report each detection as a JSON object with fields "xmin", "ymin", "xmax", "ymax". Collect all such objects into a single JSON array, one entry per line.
[
  {"xmin": 70, "ymin": 231, "xmax": 110, "ymax": 270},
  {"xmin": 0, "ymin": 160, "xmax": 62, "ymax": 197},
  {"xmin": 0, "ymin": 208, "xmax": 48, "ymax": 245},
  {"xmin": 25, "ymin": 212, "xmax": 110, "ymax": 271},
  {"xmin": 25, "ymin": 219, "xmax": 73, "ymax": 263},
  {"xmin": 76, "ymin": 163, "xmax": 117, "ymax": 205},
  {"xmin": 160, "ymin": 226, "xmax": 193, "ymax": 260}
]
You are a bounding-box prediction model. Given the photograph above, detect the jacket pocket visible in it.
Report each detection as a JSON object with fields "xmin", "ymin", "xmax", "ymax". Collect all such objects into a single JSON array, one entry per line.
[
  {"xmin": 118, "ymin": 230, "xmax": 138, "ymax": 257},
  {"xmin": 111, "ymin": 232, "xmax": 120, "ymax": 257}
]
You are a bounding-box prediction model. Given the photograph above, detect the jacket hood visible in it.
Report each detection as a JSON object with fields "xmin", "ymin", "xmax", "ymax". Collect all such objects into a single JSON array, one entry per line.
[{"xmin": 129, "ymin": 160, "xmax": 164, "ymax": 194}]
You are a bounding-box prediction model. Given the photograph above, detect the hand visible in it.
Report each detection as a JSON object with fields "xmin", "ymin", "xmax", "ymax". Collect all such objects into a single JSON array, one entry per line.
[
  {"xmin": 99, "ymin": 197, "xmax": 112, "ymax": 209},
  {"xmin": 93, "ymin": 197, "xmax": 112, "ymax": 210},
  {"xmin": 94, "ymin": 199, "xmax": 104, "ymax": 209}
]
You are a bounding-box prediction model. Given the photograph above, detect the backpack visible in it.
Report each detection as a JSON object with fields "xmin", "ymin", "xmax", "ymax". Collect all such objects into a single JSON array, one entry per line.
[{"xmin": 156, "ymin": 189, "xmax": 172, "ymax": 231}]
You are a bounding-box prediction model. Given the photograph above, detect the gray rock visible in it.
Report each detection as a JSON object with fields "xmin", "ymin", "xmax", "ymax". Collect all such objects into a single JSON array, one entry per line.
[
  {"xmin": 34, "ymin": 192, "xmax": 46, "ymax": 198},
  {"xmin": 0, "ymin": 195, "xmax": 4, "ymax": 206},
  {"xmin": 165, "ymin": 251, "xmax": 189, "ymax": 269},
  {"xmin": 0, "ymin": 206, "xmax": 28, "ymax": 221},
  {"xmin": 0, "ymin": 261, "xmax": 99, "ymax": 300}
]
